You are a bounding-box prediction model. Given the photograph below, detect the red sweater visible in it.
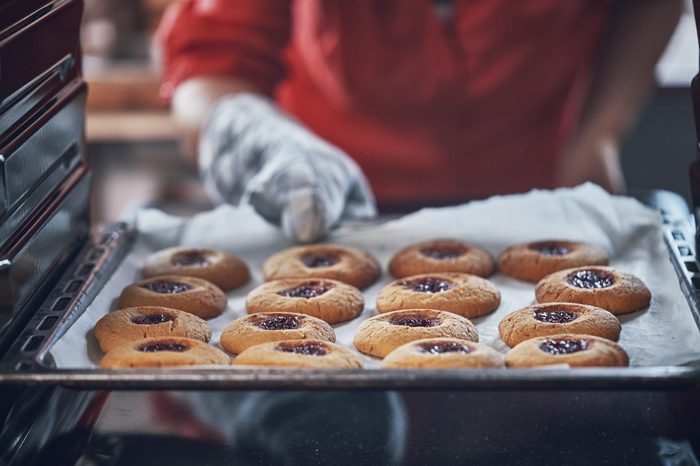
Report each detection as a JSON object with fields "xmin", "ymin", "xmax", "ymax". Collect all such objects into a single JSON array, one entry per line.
[{"xmin": 159, "ymin": 0, "xmax": 611, "ymax": 206}]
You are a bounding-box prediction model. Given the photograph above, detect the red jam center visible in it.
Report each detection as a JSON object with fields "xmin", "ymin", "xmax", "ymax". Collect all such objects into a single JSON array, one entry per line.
[
  {"xmin": 539, "ymin": 338, "xmax": 589, "ymax": 355},
  {"xmin": 131, "ymin": 314, "xmax": 174, "ymax": 325},
  {"xmin": 275, "ymin": 341, "xmax": 328, "ymax": 356},
  {"xmin": 530, "ymin": 243, "xmax": 571, "ymax": 256},
  {"xmin": 420, "ymin": 246, "xmax": 465, "ymax": 260},
  {"xmin": 138, "ymin": 342, "xmax": 190, "ymax": 352},
  {"xmin": 171, "ymin": 250, "xmax": 210, "ymax": 267},
  {"xmin": 400, "ymin": 277, "xmax": 453, "ymax": 293},
  {"xmin": 141, "ymin": 280, "xmax": 192, "ymax": 294},
  {"xmin": 567, "ymin": 270, "xmax": 613, "ymax": 289},
  {"xmin": 279, "ymin": 281, "xmax": 333, "ymax": 299},
  {"xmin": 256, "ymin": 315, "xmax": 301, "ymax": 330},
  {"xmin": 533, "ymin": 310, "xmax": 579, "ymax": 324},
  {"xmin": 389, "ymin": 316, "xmax": 442, "ymax": 327},
  {"xmin": 419, "ymin": 341, "xmax": 470, "ymax": 354},
  {"xmin": 301, "ymin": 253, "xmax": 338, "ymax": 268}
]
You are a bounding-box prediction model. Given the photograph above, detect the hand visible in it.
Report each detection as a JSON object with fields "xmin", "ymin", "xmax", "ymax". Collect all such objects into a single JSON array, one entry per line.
[
  {"xmin": 198, "ymin": 94, "xmax": 376, "ymax": 242},
  {"xmin": 553, "ymin": 134, "xmax": 626, "ymax": 194}
]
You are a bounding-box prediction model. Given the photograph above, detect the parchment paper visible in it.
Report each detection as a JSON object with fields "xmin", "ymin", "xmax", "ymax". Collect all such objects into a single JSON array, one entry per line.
[{"xmin": 52, "ymin": 183, "xmax": 700, "ymax": 368}]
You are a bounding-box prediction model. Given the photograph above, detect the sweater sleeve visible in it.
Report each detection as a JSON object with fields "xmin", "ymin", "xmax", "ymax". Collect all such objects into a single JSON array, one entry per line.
[{"xmin": 157, "ymin": 0, "xmax": 291, "ymax": 98}]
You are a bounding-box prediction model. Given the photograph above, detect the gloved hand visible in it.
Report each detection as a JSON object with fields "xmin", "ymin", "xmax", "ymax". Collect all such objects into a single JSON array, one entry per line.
[{"xmin": 198, "ymin": 94, "xmax": 377, "ymax": 242}]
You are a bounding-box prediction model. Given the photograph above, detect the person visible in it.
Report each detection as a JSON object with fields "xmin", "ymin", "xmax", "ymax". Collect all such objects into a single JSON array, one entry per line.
[{"xmin": 158, "ymin": 0, "xmax": 682, "ymax": 242}]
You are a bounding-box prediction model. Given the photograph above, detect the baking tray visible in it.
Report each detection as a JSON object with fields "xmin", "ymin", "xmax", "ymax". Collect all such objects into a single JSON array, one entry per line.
[{"xmin": 1, "ymin": 190, "xmax": 699, "ymax": 391}]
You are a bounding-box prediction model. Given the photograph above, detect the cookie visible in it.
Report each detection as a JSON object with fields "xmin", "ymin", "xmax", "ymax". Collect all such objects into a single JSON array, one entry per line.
[
  {"xmin": 498, "ymin": 302, "xmax": 621, "ymax": 347},
  {"xmin": 535, "ymin": 266, "xmax": 651, "ymax": 314},
  {"xmin": 94, "ymin": 306, "xmax": 212, "ymax": 353},
  {"xmin": 381, "ymin": 338, "xmax": 504, "ymax": 369},
  {"xmin": 353, "ymin": 309, "xmax": 478, "ymax": 358},
  {"xmin": 498, "ymin": 240, "xmax": 609, "ymax": 282},
  {"xmin": 232, "ymin": 339, "xmax": 363, "ymax": 369},
  {"xmin": 246, "ymin": 278, "xmax": 364, "ymax": 324},
  {"xmin": 389, "ymin": 239, "xmax": 494, "ymax": 278},
  {"xmin": 100, "ymin": 336, "xmax": 229, "ymax": 368},
  {"xmin": 262, "ymin": 244, "xmax": 380, "ymax": 289},
  {"xmin": 220, "ymin": 312, "xmax": 335, "ymax": 354},
  {"xmin": 118, "ymin": 275, "xmax": 227, "ymax": 319},
  {"xmin": 142, "ymin": 247, "xmax": 250, "ymax": 291},
  {"xmin": 375, "ymin": 273, "xmax": 500, "ymax": 318},
  {"xmin": 504, "ymin": 333, "xmax": 629, "ymax": 368}
]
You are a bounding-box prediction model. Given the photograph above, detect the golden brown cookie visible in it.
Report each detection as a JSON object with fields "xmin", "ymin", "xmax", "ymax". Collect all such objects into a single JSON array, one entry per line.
[
  {"xmin": 220, "ymin": 312, "xmax": 335, "ymax": 355},
  {"xmin": 375, "ymin": 273, "xmax": 500, "ymax": 318},
  {"xmin": 381, "ymin": 338, "xmax": 504, "ymax": 369},
  {"xmin": 498, "ymin": 302, "xmax": 621, "ymax": 347},
  {"xmin": 246, "ymin": 278, "xmax": 364, "ymax": 324},
  {"xmin": 94, "ymin": 306, "xmax": 212, "ymax": 353},
  {"xmin": 498, "ymin": 240, "xmax": 609, "ymax": 282},
  {"xmin": 505, "ymin": 333, "xmax": 629, "ymax": 368},
  {"xmin": 353, "ymin": 309, "xmax": 478, "ymax": 358},
  {"xmin": 142, "ymin": 247, "xmax": 250, "ymax": 291},
  {"xmin": 389, "ymin": 239, "xmax": 494, "ymax": 278},
  {"xmin": 262, "ymin": 244, "xmax": 380, "ymax": 289},
  {"xmin": 535, "ymin": 266, "xmax": 651, "ymax": 314},
  {"xmin": 232, "ymin": 339, "xmax": 363, "ymax": 369},
  {"xmin": 100, "ymin": 336, "xmax": 229, "ymax": 368},
  {"xmin": 118, "ymin": 275, "xmax": 227, "ymax": 319}
]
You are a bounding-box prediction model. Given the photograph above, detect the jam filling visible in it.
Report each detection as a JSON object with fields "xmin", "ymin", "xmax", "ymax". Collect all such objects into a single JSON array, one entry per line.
[
  {"xmin": 567, "ymin": 270, "xmax": 614, "ymax": 289},
  {"xmin": 141, "ymin": 280, "xmax": 191, "ymax": 294},
  {"xmin": 279, "ymin": 281, "xmax": 333, "ymax": 299},
  {"xmin": 533, "ymin": 310, "xmax": 579, "ymax": 324},
  {"xmin": 301, "ymin": 253, "xmax": 338, "ymax": 268},
  {"xmin": 400, "ymin": 277, "xmax": 453, "ymax": 293},
  {"xmin": 131, "ymin": 314, "xmax": 174, "ymax": 325},
  {"xmin": 530, "ymin": 243, "xmax": 571, "ymax": 256},
  {"xmin": 276, "ymin": 341, "xmax": 328, "ymax": 356},
  {"xmin": 256, "ymin": 315, "xmax": 301, "ymax": 330},
  {"xmin": 539, "ymin": 338, "xmax": 589, "ymax": 355},
  {"xmin": 138, "ymin": 342, "xmax": 190, "ymax": 352},
  {"xmin": 420, "ymin": 246, "xmax": 465, "ymax": 260},
  {"xmin": 171, "ymin": 250, "xmax": 210, "ymax": 267},
  {"xmin": 419, "ymin": 341, "xmax": 470, "ymax": 354},
  {"xmin": 389, "ymin": 316, "xmax": 442, "ymax": 327}
]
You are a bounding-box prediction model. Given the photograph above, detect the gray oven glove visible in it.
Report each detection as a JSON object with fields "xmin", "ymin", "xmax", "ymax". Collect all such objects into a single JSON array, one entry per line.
[{"xmin": 198, "ymin": 93, "xmax": 377, "ymax": 242}]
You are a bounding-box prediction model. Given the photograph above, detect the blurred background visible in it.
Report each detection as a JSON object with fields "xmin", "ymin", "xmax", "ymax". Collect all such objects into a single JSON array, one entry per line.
[{"xmin": 82, "ymin": 0, "xmax": 700, "ymax": 225}]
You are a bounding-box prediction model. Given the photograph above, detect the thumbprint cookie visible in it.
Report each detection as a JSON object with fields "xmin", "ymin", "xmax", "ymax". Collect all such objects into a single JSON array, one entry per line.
[{"xmin": 118, "ymin": 275, "xmax": 227, "ymax": 319}]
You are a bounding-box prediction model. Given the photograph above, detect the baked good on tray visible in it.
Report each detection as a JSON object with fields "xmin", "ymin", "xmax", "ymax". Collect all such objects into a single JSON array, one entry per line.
[
  {"xmin": 498, "ymin": 302, "xmax": 621, "ymax": 347},
  {"xmin": 353, "ymin": 309, "xmax": 478, "ymax": 358},
  {"xmin": 505, "ymin": 334, "xmax": 628, "ymax": 368},
  {"xmin": 118, "ymin": 275, "xmax": 227, "ymax": 319},
  {"xmin": 375, "ymin": 273, "xmax": 500, "ymax": 318},
  {"xmin": 246, "ymin": 278, "xmax": 364, "ymax": 324},
  {"xmin": 262, "ymin": 244, "xmax": 380, "ymax": 289},
  {"xmin": 94, "ymin": 306, "xmax": 212, "ymax": 353},
  {"xmin": 535, "ymin": 266, "xmax": 651, "ymax": 314},
  {"xmin": 141, "ymin": 247, "xmax": 250, "ymax": 291},
  {"xmin": 232, "ymin": 339, "xmax": 363, "ymax": 368},
  {"xmin": 220, "ymin": 312, "xmax": 335, "ymax": 354},
  {"xmin": 498, "ymin": 240, "xmax": 609, "ymax": 282},
  {"xmin": 100, "ymin": 336, "xmax": 230, "ymax": 368},
  {"xmin": 388, "ymin": 239, "xmax": 494, "ymax": 278},
  {"xmin": 381, "ymin": 337, "xmax": 504, "ymax": 369}
]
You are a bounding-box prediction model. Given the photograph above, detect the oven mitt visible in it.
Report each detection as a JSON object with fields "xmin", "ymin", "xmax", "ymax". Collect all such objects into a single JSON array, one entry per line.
[{"xmin": 198, "ymin": 94, "xmax": 377, "ymax": 243}]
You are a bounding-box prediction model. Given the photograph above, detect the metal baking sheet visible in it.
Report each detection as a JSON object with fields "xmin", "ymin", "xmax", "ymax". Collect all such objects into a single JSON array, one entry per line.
[{"xmin": 2, "ymin": 185, "xmax": 700, "ymax": 390}]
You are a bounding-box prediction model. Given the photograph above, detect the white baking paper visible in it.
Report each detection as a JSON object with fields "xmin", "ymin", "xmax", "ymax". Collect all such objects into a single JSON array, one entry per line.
[{"xmin": 51, "ymin": 183, "xmax": 700, "ymax": 368}]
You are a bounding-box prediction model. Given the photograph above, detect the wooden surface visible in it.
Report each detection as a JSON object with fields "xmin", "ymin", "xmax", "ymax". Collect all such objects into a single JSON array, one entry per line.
[{"xmin": 86, "ymin": 111, "xmax": 175, "ymax": 142}]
